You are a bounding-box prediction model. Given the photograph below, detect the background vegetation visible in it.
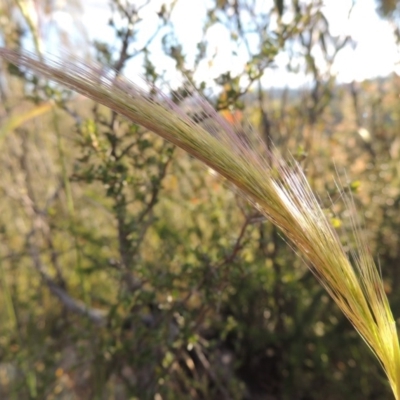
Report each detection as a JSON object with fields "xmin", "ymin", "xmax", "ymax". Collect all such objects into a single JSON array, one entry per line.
[{"xmin": 0, "ymin": 0, "xmax": 399, "ymax": 399}]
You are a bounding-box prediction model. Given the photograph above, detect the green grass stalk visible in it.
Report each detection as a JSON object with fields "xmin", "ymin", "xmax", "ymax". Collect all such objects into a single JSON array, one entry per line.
[
  {"xmin": 52, "ymin": 109, "xmax": 90, "ymax": 306},
  {"xmin": 0, "ymin": 259, "xmax": 37, "ymax": 398}
]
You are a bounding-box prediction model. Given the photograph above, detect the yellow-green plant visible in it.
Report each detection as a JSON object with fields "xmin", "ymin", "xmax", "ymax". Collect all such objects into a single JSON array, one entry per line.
[{"xmin": 1, "ymin": 48, "xmax": 399, "ymax": 398}]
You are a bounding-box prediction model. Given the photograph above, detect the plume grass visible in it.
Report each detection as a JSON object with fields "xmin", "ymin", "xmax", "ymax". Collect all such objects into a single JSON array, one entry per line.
[{"xmin": 1, "ymin": 48, "xmax": 399, "ymax": 398}]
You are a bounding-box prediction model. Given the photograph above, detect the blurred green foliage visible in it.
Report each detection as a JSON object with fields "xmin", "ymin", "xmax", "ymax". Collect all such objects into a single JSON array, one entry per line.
[{"xmin": 0, "ymin": 1, "xmax": 399, "ymax": 399}]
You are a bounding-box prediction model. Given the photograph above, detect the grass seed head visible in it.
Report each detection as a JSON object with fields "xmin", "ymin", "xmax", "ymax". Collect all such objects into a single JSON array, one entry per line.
[{"xmin": 1, "ymin": 48, "xmax": 399, "ymax": 398}]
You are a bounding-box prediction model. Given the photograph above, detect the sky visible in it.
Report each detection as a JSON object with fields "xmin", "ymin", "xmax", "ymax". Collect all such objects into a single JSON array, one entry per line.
[{"xmin": 44, "ymin": 0, "xmax": 399, "ymax": 89}]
